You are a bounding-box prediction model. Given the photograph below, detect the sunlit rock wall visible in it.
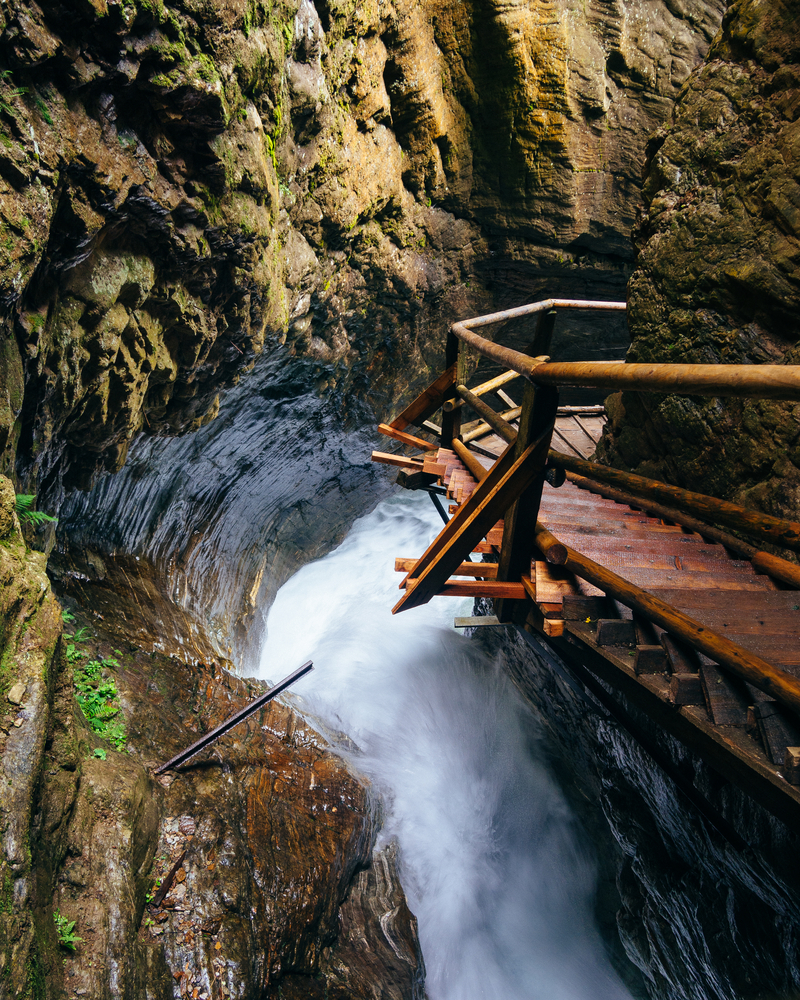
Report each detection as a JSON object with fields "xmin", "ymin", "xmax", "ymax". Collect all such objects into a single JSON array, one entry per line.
[
  {"xmin": 0, "ymin": 0, "xmax": 723, "ymax": 658},
  {"xmin": 598, "ymin": 0, "xmax": 800, "ymax": 530}
]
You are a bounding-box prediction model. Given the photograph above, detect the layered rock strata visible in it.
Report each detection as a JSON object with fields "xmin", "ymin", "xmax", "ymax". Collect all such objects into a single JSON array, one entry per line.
[
  {"xmin": 0, "ymin": 0, "xmax": 724, "ymax": 658},
  {"xmin": 598, "ymin": 0, "xmax": 800, "ymax": 530},
  {"xmin": 0, "ymin": 476, "xmax": 423, "ymax": 999}
]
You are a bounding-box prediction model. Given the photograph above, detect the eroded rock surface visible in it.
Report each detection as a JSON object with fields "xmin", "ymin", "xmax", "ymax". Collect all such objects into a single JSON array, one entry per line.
[
  {"xmin": 598, "ymin": 0, "xmax": 800, "ymax": 529},
  {"xmin": 2, "ymin": 591, "xmax": 423, "ymax": 999},
  {"xmin": 0, "ymin": 0, "xmax": 723, "ymax": 657},
  {"xmin": 0, "ymin": 474, "xmax": 61, "ymax": 997},
  {"xmin": 476, "ymin": 624, "xmax": 800, "ymax": 1000}
]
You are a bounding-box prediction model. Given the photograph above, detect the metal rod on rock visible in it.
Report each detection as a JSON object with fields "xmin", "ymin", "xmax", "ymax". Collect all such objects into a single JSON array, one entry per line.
[{"xmin": 155, "ymin": 661, "xmax": 314, "ymax": 774}]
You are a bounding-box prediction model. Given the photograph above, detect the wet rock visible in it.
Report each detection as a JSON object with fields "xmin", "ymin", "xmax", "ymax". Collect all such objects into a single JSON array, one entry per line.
[
  {"xmin": 477, "ymin": 623, "xmax": 800, "ymax": 998},
  {"xmin": 598, "ymin": 0, "xmax": 800, "ymax": 529},
  {"xmin": 20, "ymin": 611, "xmax": 420, "ymax": 998},
  {"xmin": 0, "ymin": 476, "xmax": 61, "ymax": 998}
]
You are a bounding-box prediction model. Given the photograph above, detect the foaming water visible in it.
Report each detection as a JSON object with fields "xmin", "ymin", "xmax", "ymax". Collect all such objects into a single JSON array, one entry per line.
[{"xmin": 258, "ymin": 492, "xmax": 632, "ymax": 1000}]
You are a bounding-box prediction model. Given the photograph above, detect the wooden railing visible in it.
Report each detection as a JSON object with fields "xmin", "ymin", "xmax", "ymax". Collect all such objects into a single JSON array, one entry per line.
[{"xmin": 377, "ymin": 297, "xmax": 800, "ymax": 720}]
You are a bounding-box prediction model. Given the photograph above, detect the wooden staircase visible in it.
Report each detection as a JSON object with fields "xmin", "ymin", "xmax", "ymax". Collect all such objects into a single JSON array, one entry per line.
[{"xmin": 370, "ymin": 297, "xmax": 800, "ymax": 830}]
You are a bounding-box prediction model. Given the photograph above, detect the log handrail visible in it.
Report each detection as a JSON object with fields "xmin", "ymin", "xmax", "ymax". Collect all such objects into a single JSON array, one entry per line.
[
  {"xmin": 548, "ymin": 449, "xmax": 800, "ymax": 553},
  {"xmin": 454, "ymin": 384, "xmax": 518, "ymax": 443},
  {"xmin": 535, "ymin": 524, "xmax": 800, "ymax": 718},
  {"xmin": 451, "ymin": 297, "xmax": 800, "ymax": 400},
  {"xmin": 564, "ymin": 472, "xmax": 800, "ymax": 591}
]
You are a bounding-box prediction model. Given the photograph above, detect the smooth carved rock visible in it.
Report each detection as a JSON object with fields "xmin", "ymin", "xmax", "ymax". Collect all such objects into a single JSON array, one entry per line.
[
  {"xmin": 597, "ymin": 0, "xmax": 800, "ymax": 530},
  {"xmin": 20, "ymin": 613, "xmax": 423, "ymax": 998}
]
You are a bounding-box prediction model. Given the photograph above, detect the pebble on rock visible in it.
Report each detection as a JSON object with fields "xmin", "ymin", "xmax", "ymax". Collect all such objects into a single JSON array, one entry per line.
[{"xmin": 7, "ymin": 683, "xmax": 26, "ymax": 705}]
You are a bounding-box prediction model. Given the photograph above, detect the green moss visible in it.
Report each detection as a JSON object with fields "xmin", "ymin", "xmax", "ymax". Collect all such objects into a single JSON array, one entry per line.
[{"xmin": 1, "ymin": 873, "xmax": 12, "ymax": 914}]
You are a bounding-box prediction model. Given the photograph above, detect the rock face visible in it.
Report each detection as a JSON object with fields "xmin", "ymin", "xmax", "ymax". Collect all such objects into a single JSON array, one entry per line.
[
  {"xmin": 477, "ymin": 625, "xmax": 800, "ymax": 1000},
  {"xmin": 3, "ymin": 591, "xmax": 424, "ymax": 999},
  {"xmin": 0, "ymin": 475, "xmax": 61, "ymax": 998},
  {"xmin": 0, "ymin": 0, "xmax": 723, "ymax": 659},
  {"xmin": 597, "ymin": 0, "xmax": 800, "ymax": 529}
]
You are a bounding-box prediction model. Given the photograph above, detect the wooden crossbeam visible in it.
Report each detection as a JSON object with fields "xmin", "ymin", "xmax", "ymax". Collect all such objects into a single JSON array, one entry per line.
[
  {"xmin": 371, "ymin": 451, "xmax": 424, "ymax": 470},
  {"xmin": 394, "ymin": 558, "xmax": 498, "ymax": 578},
  {"xmin": 442, "ymin": 369, "xmax": 523, "ymax": 412},
  {"xmin": 453, "ymin": 384, "xmax": 518, "ymax": 443},
  {"xmin": 388, "ymin": 364, "xmax": 457, "ymax": 431},
  {"xmin": 393, "ymin": 432, "xmax": 550, "ymax": 613},
  {"xmin": 378, "ymin": 424, "xmax": 436, "ymax": 451},
  {"xmin": 398, "ymin": 579, "xmax": 526, "ymax": 599}
]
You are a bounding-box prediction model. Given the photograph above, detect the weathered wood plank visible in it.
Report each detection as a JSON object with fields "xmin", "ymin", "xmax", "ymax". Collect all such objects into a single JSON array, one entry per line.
[
  {"xmin": 548, "ymin": 449, "xmax": 800, "ymax": 553},
  {"xmin": 378, "ymin": 424, "xmax": 436, "ymax": 451},
  {"xmin": 389, "ymin": 364, "xmax": 457, "ymax": 432},
  {"xmin": 700, "ymin": 660, "xmax": 749, "ymax": 726},
  {"xmin": 535, "ymin": 522, "xmax": 800, "ymax": 718},
  {"xmin": 371, "ymin": 451, "xmax": 424, "ymax": 471},
  {"xmin": 394, "ymin": 434, "xmax": 550, "ymax": 613},
  {"xmin": 398, "ymin": 579, "xmax": 526, "ymax": 599},
  {"xmin": 394, "ymin": 557, "xmax": 498, "ymax": 578}
]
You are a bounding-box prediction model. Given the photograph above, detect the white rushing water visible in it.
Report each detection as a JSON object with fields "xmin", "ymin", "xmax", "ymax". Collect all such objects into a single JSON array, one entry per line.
[{"xmin": 258, "ymin": 491, "xmax": 632, "ymax": 1000}]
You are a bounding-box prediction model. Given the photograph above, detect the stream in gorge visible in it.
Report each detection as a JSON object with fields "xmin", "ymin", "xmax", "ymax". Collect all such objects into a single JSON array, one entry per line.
[{"xmin": 258, "ymin": 490, "xmax": 638, "ymax": 1000}]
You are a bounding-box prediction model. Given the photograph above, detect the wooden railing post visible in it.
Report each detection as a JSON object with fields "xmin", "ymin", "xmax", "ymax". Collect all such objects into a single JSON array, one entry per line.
[
  {"xmin": 440, "ymin": 328, "xmax": 461, "ymax": 447},
  {"xmin": 527, "ymin": 308, "xmax": 557, "ymax": 357},
  {"xmin": 495, "ymin": 308, "xmax": 559, "ymax": 622}
]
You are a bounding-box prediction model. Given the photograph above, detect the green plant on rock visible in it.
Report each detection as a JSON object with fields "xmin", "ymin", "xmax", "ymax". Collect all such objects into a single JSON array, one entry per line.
[
  {"xmin": 0, "ymin": 70, "xmax": 27, "ymax": 117},
  {"xmin": 54, "ymin": 911, "xmax": 82, "ymax": 951},
  {"xmin": 73, "ymin": 654, "xmax": 127, "ymax": 752},
  {"xmin": 14, "ymin": 494, "xmax": 58, "ymax": 527}
]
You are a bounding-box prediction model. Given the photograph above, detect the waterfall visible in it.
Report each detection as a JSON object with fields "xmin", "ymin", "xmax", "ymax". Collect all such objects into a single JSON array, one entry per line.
[{"xmin": 258, "ymin": 491, "xmax": 633, "ymax": 1000}]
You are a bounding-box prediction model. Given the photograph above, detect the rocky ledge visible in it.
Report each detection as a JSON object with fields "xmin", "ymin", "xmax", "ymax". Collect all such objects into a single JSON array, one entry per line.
[{"xmin": 0, "ymin": 475, "xmax": 423, "ymax": 1000}]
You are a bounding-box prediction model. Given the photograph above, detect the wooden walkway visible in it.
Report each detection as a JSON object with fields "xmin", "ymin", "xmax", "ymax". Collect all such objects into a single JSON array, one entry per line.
[{"xmin": 371, "ymin": 298, "xmax": 800, "ymax": 831}]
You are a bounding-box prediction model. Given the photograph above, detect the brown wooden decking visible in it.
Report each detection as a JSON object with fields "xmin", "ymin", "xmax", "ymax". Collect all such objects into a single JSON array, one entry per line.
[
  {"xmin": 375, "ymin": 411, "xmax": 800, "ymax": 829},
  {"xmin": 371, "ymin": 298, "xmax": 800, "ymax": 831}
]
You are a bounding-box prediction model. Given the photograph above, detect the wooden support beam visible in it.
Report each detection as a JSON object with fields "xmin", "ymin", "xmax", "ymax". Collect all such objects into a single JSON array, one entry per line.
[
  {"xmin": 454, "ymin": 615, "xmax": 504, "ymax": 628},
  {"xmin": 389, "ymin": 364, "xmax": 457, "ymax": 432},
  {"xmin": 494, "ymin": 317, "xmax": 560, "ymax": 623},
  {"xmin": 535, "ymin": 522, "xmax": 800, "ymax": 719},
  {"xmin": 452, "ymin": 438, "xmax": 489, "ymax": 482},
  {"xmin": 454, "ymin": 384, "xmax": 518, "ymax": 443},
  {"xmin": 440, "ymin": 333, "xmax": 461, "ymax": 447},
  {"xmin": 670, "ymin": 673, "xmax": 704, "ymax": 706},
  {"xmin": 442, "ymin": 369, "xmax": 522, "ymax": 412},
  {"xmin": 394, "ymin": 557, "xmax": 498, "ymax": 578},
  {"xmin": 596, "ymin": 619, "xmax": 636, "ymax": 647},
  {"xmin": 552, "ymin": 453, "xmax": 800, "ymax": 555},
  {"xmin": 635, "ymin": 645, "xmax": 668, "ymax": 675},
  {"xmin": 393, "ymin": 436, "xmax": 546, "ymax": 613},
  {"xmin": 461, "ymin": 406, "xmax": 522, "ymax": 444},
  {"xmin": 399, "ymin": 578, "xmax": 526, "ymax": 599},
  {"xmin": 371, "ymin": 451, "xmax": 424, "ymax": 471},
  {"xmin": 378, "ymin": 424, "xmax": 436, "ymax": 451}
]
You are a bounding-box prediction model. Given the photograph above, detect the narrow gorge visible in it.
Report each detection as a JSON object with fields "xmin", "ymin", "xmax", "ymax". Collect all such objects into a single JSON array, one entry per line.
[{"xmin": 2, "ymin": 0, "xmax": 800, "ymax": 997}]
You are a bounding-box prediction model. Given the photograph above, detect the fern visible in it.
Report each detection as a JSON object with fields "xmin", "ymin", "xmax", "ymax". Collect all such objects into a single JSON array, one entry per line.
[
  {"xmin": 54, "ymin": 911, "xmax": 82, "ymax": 951},
  {"xmin": 14, "ymin": 494, "xmax": 57, "ymax": 526}
]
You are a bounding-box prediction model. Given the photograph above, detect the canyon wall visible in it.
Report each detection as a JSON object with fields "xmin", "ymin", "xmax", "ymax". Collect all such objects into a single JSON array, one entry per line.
[
  {"xmin": 0, "ymin": 2, "xmax": 735, "ymax": 996},
  {"xmin": 0, "ymin": 0, "xmax": 723, "ymax": 661},
  {"xmin": 598, "ymin": 0, "xmax": 800, "ymax": 535}
]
